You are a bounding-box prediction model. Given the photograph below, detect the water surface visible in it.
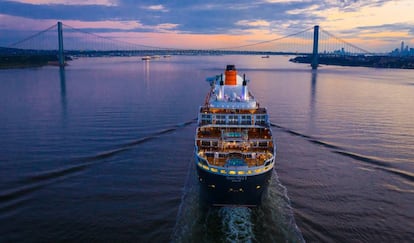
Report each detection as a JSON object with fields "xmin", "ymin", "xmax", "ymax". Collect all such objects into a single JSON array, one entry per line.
[{"xmin": 0, "ymin": 55, "xmax": 413, "ymax": 242}]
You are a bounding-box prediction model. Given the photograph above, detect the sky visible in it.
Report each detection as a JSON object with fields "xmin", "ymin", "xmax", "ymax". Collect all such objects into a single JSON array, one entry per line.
[{"xmin": 0, "ymin": 0, "xmax": 413, "ymax": 52}]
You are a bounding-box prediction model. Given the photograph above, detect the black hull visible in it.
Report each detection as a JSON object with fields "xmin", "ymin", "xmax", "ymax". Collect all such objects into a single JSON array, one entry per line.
[{"xmin": 196, "ymin": 166, "xmax": 273, "ymax": 207}]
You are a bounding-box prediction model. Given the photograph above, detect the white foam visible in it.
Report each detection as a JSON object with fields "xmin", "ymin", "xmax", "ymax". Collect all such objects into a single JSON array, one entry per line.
[{"xmin": 219, "ymin": 207, "xmax": 254, "ymax": 243}]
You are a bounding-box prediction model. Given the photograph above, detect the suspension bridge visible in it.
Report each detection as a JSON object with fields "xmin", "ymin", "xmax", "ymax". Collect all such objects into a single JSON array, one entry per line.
[{"xmin": 1, "ymin": 21, "xmax": 376, "ymax": 70}]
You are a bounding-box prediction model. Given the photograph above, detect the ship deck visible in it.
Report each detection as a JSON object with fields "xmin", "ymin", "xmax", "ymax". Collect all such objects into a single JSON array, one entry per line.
[
  {"xmin": 200, "ymin": 106, "xmax": 267, "ymax": 115},
  {"xmin": 197, "ymin": 127, "xmax": 272, "ymax": 140},
  {"xmin": 199, "ymin": 151, "xmax": 273, "ymax": 167},
  {"xmin": 196, "ymin": 126, "xmax": 274, "ymax": 167}
]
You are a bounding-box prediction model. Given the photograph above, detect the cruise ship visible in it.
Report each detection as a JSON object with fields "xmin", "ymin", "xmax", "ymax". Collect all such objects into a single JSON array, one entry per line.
[{"xmin": 194, "ymin": 65, "xmax": 276, "ymax": 207}]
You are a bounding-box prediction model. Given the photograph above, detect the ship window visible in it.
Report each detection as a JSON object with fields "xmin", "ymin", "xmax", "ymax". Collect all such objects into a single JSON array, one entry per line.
[
  {"xmin": 205, "ymin": 153, "xmax": 214, "ymax": 158},
  {"xmin": 201, "ymin": 141, "xmax": 210, "ymax": 146},
  {"xmin": 215, "ymin": 115, "xmax": 226, "ymax": 124},
  {"xmin": 255, "ymin": 115, "xmax": 267, "ymax": 125},
  {"xmin": 201, "ymin": 114, "xmax": 212, "ymax": 125},
  {"xmin": 241, "ymin": 115, "xmax": 251, "ymax": 125},
  {"xmin": 228, "ymin": 115, "xmax": 239, "ymax": 125},
  {"xmin": 259, "ymin": 141, "xmax": 268, "ymax": 147}
]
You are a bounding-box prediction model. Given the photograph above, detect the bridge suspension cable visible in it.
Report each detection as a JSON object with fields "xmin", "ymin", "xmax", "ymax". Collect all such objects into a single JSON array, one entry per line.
[
  {"xmin": 61, "ymin": 24, "xmax": 174, "ymax": 51},
  {"xmin": 7, "ymin": 24, "xmax": 57, "ymax": 49},
  {"xmin": 3, "ymin": 21, "xmax": 373, "ymax": 57},
  {"xmin": 214, "ymin": 26, "xmax": 314, "ymax": 52},
  {"xmin": 319, "ymin": 27, "xmax": 372, "ymax": 55}
]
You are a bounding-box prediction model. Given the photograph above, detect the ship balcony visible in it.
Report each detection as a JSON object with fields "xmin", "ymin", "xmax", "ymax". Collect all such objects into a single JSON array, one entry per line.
[
  {"xmin": 197, "ymin": 150, "xmax": 274, "ymax": 168},
  {"xmin": 198, "ymin": 119, "xmax": 269, "ymax": 127},
  {"xmin": 196, "ymin": 139, "xmax": 274, "ymax": 153},
  {"xmin": 199, "ymin": 107, "xmax": 267, "ymax": 115},
  {"xmin": 196, "ymin": 127, "xmax": 272, "ymax": 140},
  {"xmin": 195, "ymin": 151, "xmax": 274, "ymax": 177}
]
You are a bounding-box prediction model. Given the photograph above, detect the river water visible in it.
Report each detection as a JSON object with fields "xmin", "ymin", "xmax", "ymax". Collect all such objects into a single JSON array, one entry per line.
[{"xmin": 0, "ymin": 55, "xmax": 413, "ymax": 242}]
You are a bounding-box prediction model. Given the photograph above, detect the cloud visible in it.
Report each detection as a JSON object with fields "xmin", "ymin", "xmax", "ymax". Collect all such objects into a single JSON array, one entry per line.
[
  {"xmin": 186, "ymin": 2, "xmax": 260, "ymax": 11},
  {"xmin": 285, "ymin": 4, "xmax": 320, "ymax": 14},
  {"xmin": 265, "ymin": 0, "xmax": 312, "ymax": 3},
  {"xmin": 65, "ymin": 20, "xmax": 143, "ymax": 30},
  {"xmin": 5, "ymin": 0, "xmax": 118, "ymax": 6},
  {"xmin": 142, "ymin": 4, "xmax": 169, "ymax": 12},
  {"xmin": 316, "ymin": 0, "xmax": 414, "ymax": 31},
  {"xmin": 0, "ymin": 0, "xmax": 413, "ymax": 51},
  {"xmin": 356, "ymin": 23, "xmax": 414, "ymax": 39},
  {"xmin": 0, "ymin": 13, "xmax": 178, "ymax": 33},
  {"xmin": 0, "ymin": 13, "xmax": 56, "ymax": 30},
  {"xmin": 235, "ymin": 20, "xmax": 270, "ymax": 27},
  {"xmin": 0, "ymin": 14, "xmax": 140, "ymax": 30},
  {"xmin": 154, "ymin": 23, "xmax": 179, "ymax": 31}
]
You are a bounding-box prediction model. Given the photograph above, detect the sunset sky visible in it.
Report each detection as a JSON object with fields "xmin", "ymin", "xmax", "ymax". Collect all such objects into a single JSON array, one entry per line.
[{"xmin": 1, "ymin": 0, "xmax": 413, "ymax": 52}]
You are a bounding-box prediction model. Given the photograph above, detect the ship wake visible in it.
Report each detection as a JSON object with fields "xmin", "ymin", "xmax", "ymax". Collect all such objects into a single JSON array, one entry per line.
[
  {"xmin": 172, "ymin": 161, "xmax": 305, "ymax": 242},
  {"xmin": 270, "ymin": 122, "xmax": 414, "ymax": 183},
  {"xmin": 0, "ymin": 119, "xmax": 197, "ymax": 217},
  {"xmin": 219, "ymin": 207, "xmax": 255, "ymax": 242}
]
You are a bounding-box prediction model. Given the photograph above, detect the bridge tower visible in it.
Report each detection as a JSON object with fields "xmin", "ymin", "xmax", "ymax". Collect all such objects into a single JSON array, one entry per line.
[
  {"xmin": 311, "ymin": 25, "xmax": 319, "ymax": 70},
  {"xmin": 58, "ymin": 21, "xmax": 64, "ymax": 67}
]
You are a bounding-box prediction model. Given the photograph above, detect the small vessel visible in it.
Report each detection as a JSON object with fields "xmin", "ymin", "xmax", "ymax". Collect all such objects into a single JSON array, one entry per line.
[
  {"xmin": 194, "ymin": 65, "xmax": 276, "ymax": 207},
  {"xmin": 261, "ymin": 55, "xmax": 270, "ymax": 58},
  {"xmin": 141, "ymin": 56, "xmax": 151, "ymax": 60}
]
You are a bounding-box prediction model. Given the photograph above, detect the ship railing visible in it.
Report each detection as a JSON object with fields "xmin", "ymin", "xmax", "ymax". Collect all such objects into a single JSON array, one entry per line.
[
  {"xmin": 196, "ymin": 160, "xmax": 274, "ymax": 176},
  {"xmin": 197, "ymin": 145, "xmax": 273, "ymax": 154},
  {"xmin": 198, "ymin": 150, "xmax": 273, "ymax": 167},
  {"xmin": 197, "ymin": 127, "xmax": 271, "ymax": 137},
  {"xmin": 199, "ymin": 107, "xmax": 267, "ymax": 114},
  {"xmin": 203, "ymin": 90, "xmax": 212, "ymax": 107}
]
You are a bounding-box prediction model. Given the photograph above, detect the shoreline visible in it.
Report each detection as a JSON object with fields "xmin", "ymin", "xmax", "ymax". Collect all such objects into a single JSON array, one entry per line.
[
  {"xmin": 0, "ymin": 55, "xmax": 70, "ymax": 69},
  {"xmin": 290, "ymin": 55, "xmax": 414, "ymax": 69},
  {"xmin": 2, "ymin": 53, "xmax": 414, "ymax": 70}
]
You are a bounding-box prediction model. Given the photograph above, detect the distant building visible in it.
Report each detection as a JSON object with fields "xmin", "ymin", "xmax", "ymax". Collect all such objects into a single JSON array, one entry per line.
[{"xmin": 390, "ymin": 41, "xmax": 413, "ymax": 56}]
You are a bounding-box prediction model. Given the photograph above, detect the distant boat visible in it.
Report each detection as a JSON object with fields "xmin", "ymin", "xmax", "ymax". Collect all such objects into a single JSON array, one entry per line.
[
  {"xmin": 163, "ymin": 55, "xmax": 171, "ymax": 58},
  {"xmin": 261, "ymin": 55, "xmax": 270, "ymax": 58},
  {"xmin": 142, "ymin": 56, "xmax": 151, "ymax": 60}
]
